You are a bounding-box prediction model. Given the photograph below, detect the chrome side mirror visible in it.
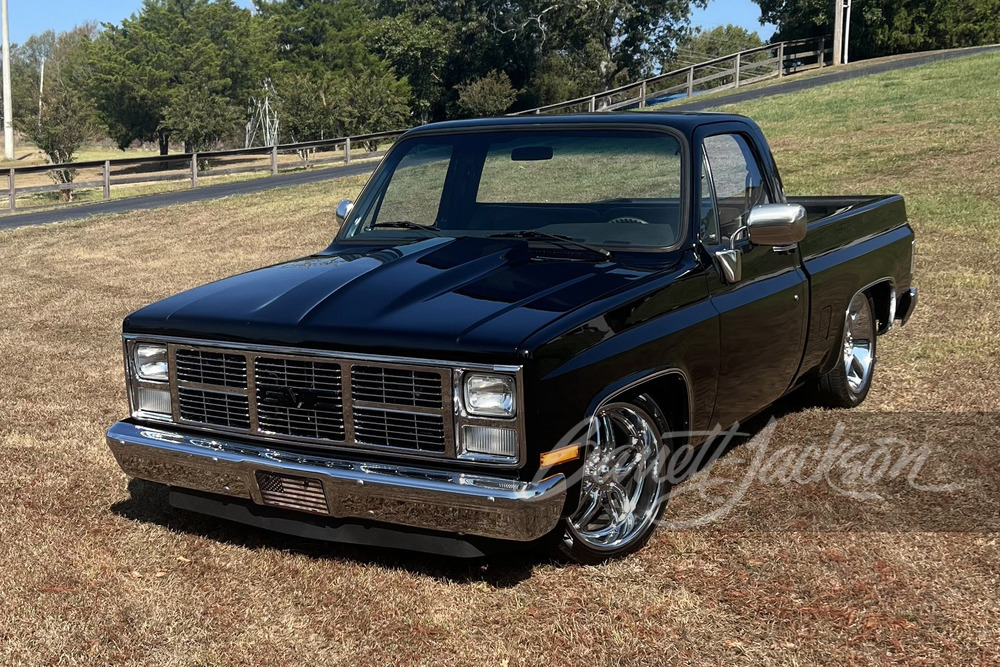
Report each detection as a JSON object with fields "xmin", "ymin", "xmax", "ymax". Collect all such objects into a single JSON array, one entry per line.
[
  {"xmin": 335, "ymin": 199, "xmax": 354, "ymax": 226},
  {"xmin": 713, "ymin": 204, "xmax": 806, "ymax": 284},
  {"xmin": 746, "ymin": 203, "xmax": 807, "ymax": 247}
]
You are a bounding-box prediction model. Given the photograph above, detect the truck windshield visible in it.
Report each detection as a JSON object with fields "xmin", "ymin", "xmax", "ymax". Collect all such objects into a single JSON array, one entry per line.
[{"xmin": 340, "ymin": 129, "xmax": 685, "ymax": 250}]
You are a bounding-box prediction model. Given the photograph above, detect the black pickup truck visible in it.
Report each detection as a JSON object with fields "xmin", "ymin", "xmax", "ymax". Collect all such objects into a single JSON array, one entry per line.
[{"xmin": 107, "ymin": 113, "xmax": 917, "ymax": 563}]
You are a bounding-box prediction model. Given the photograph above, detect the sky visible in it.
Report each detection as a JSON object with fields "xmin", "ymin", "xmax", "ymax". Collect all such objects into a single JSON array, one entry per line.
[{"xmin": 8, "ymin": 0, "xmax": 775, "ymax": 46}]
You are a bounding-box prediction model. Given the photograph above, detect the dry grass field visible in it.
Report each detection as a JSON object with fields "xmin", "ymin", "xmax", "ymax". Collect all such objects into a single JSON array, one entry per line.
[{"xmin": 1, "ymin": 52, "xmax": 999, "ymax": 666}]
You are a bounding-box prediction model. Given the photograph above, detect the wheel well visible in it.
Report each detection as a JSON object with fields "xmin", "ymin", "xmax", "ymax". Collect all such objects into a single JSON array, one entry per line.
[
  {"xmin": 866, "ymin": 280, "xmax": 895, "ymax": 334},
  {"xmin": 619, "ymin": 372, "xmax": 691, "ymax": 443}
]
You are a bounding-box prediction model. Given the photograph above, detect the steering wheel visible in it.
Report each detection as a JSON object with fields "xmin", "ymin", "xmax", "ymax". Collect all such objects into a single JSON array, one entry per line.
[{"xmin": 607, "ymin": 216, "xmax": 648, "ymax": 225}]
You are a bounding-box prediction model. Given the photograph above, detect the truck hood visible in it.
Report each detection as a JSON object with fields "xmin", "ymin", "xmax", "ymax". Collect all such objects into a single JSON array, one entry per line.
[{"xmin": 124, "ymin": 236, "xmax": 675, "ymax": 360}]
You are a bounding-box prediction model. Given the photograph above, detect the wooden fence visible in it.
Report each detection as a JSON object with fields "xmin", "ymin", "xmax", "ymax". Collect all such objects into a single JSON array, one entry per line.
[
  {"xmin": 509, "ymin": 36, "xmax": 832, "ymax": 116},
  {"xmin": 3, "ymin": 130, "xmax": 404, "ymax": 213}
]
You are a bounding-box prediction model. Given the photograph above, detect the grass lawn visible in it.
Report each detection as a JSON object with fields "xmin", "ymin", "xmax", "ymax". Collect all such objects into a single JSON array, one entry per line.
[{"xmin": 1, "ymin": 52, "xmax": 998, "ymax": 665}]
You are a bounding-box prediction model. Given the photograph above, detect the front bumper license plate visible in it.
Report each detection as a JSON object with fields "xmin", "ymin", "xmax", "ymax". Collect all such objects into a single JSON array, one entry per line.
[{"xmin": 255, "ymin": 470, "xmax": 331, "ymax": 516}]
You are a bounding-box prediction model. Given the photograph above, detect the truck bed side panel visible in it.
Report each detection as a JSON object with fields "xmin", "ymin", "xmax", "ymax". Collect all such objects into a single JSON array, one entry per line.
[{"xmin": 790, "ymin": 195, "xmax": 914, "ymax": 377}]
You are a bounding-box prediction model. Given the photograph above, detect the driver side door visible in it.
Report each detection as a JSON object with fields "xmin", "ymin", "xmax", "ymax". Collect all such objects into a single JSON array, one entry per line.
[{"xmin": 698, "ymin": 127, "xmax": 808, "ymax": 428}]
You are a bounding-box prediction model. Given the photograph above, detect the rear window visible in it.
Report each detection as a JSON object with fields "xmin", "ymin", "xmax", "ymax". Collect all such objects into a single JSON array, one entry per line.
[{"xmin": 476, "ymin": 134, "xmax": 682, "ymax": 204}]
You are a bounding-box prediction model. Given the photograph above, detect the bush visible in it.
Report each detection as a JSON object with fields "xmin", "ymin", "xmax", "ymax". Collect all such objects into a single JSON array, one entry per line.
[{"xmin": 456, "ymin": 71, "xmax": 518, "ymax": 118}]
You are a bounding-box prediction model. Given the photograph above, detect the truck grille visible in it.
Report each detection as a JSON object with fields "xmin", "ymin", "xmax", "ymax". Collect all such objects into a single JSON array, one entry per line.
[
  {"xmin": 169, "ymin": 345, "xmax": 453, "ymax": 457},
  {"xmin": 255, "ymin": 357, "xmax": 345, "ymax": 441},
  {"xmin": 353, "ymin": 407, "xmax": 446, "ymax": 452},
  {"xmin": 351, "ymin": 366, "xmax": 443, "ymax": 408},
  {"xmin": 175, "ymin": 349, "xmax": 247, "ymax": 388},
  {"xmin": 178, "ymin": 388, "xmax": 251, "ymax": 429}
]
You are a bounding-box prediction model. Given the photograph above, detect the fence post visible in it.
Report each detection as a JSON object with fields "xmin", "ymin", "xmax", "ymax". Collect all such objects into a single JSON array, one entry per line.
[
  {"xmin": 270, "ymin": 145, "xmax": 278, "ymax": 175},
  {"xmin": 7, "ymin": 168, "xmax": 14, "ymax": 212},
  {"xmin": 639, "ymin": 81, "xmax": 647, "ymax": 108},
  {"xmin": 819, "ymin": 37, "xmax": 826, "ymax": 67},
  {"xmin": 191, "ymin": 153, "xmax": 198, "ymax": 188},
  {"xmin": 735, "ymin": 53, "xmax": 742, "ymax": 88},
  {"xmin": 778, "ymin": 42, "xmax": 786, "ymax": 77},
  {"xmin": 345, "ymin": 137, "xmax": 352, "ymax": 165},
  {"xmin": 103, "ymin": 160, "xmax": 111, "ymax": 200},
  {"xmin": 686, "ymin": 67, "xmax": 694, "ymax": 97},
  {"xmin": 588, "ymin": 96, "xmax": 596, "ymax": 112}
]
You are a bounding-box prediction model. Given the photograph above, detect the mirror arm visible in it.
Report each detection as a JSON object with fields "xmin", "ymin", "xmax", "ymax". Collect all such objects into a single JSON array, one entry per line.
[{"xmin": 729, "ymin": 225, "xmax": 749, "ymax": 251}]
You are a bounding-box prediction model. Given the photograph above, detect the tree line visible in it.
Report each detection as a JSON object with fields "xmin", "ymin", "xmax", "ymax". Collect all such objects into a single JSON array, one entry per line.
[
  {"xmin": 752, "ymin": 0, "xmax": 1000, "ymax": 61},
  {"xmin": 7, "ymin": 0, "xmax": 710, "ymax": 165},
  {"xmin": 6, "ymin": 0, "xmax": 998, "ymax": 171}
]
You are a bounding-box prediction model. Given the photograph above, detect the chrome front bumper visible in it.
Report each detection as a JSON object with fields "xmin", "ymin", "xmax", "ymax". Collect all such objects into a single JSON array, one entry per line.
[{"xmin": 106, "ymin": 422, "xmax": 566, "ymax": 542}]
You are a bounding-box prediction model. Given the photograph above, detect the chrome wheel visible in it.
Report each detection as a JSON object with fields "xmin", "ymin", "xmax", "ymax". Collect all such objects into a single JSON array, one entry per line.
[
  {"xmin": 567, "ymin": 403, "xmax": 666, "ymax": 552},
  {"xmin": 843, "ymin": 293, "xmax": 875, "ymax": 394}
]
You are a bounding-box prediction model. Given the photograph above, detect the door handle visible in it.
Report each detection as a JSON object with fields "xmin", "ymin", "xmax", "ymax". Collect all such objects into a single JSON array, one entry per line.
[{"xmin": 772, "ymin": 243, "xmax": 798, "ymax": 254}]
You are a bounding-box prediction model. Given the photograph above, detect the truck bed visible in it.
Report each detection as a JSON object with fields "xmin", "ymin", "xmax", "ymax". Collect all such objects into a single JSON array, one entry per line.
[{"xmin": 787, "ymin": 194, "xmax": 914, "ymax": 378}]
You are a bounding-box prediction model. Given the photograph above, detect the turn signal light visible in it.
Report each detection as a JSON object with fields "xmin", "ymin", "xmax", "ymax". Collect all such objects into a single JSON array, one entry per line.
[{"xmin": 540, "ymin": 444, "xmax": 581, "ymax": 468}]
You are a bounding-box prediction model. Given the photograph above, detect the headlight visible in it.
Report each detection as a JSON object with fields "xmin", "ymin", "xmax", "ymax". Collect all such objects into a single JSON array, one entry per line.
[
  {"xmin": 464, "ymin": 373, "xmax": 516, "ymax": 418},
  {"xmin": 134, "ymin": 343, "xmax": 168, "ymax": 382}
]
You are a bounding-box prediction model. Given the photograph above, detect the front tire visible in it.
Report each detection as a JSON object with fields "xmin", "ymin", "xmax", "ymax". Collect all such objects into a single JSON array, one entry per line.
[
  {"xmin": 555, "ymin": 395, "xmax": 672, "ymax": 564},
  {"xmin": 815, "ymin": 292, "xmax": 877, "ymax": 408}
]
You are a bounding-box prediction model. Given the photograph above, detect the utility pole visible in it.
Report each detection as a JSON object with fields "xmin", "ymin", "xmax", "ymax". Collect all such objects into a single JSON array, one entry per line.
[
  {"xmin": 833, "ymin": 0, "xmax": 844, "ymax": 66},
  {"xmin": 1, "ymin": 0, "xmax": 12, "ymax": 160},
  {"xmin": 842, "ymin": 0, "xmax": 853, "ymax": 64}
]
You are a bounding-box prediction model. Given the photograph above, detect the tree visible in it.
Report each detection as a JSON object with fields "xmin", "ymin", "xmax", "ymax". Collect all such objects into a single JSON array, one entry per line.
[
  {"xmin": 669, "ymin": 24, "xmax": 766, "ymax": 89},
  {"xmin": 340, "ymin": 69, "xmax": 411, "ymax": 136},
  {"xmin": 753, "ymin": 0, "xmax": 1000, "ymax": 60},
  {"xmin": 366, "ymin": 12, "xmax": 450, "ymax": 123},
  {"xmin": 273, "ymin": 68, "xmax": 410, "ymax": 142},
  {"xmin": 13, "ymin": 26, "xmax": 101, "ymax": 199},
  {"xmin": 9, "ymin": 30, "xmax": 57, "ymax": 122},
  {"xmin": 255, "ymin": 0, "xmax": 386, "ymax": 77},
  {"xmin": 361, "ymin": 1, "xmax": 702, "ymax": 116},
  {"xmin": 674, "ymin": 25, "xmax": 765, "ymax": 62},
  {"xmin": 257, "ymin": 0, "xmax": 412, "ymax": 140},
  {"xmin": 360, "ymin": 1, "xmax": 537, "ymax": 120},
  {"xmin": 88, "ymin": 0, "xmax": 273, "ymax": 154},
  {"xmin": 456, "ymin": 71, "xmax": 518, "ymax": 117},
  {"xmin": 538, "ymin": 0, "xmax": 707, "ymax": 91},
  {"xmin": 273, "ymin": 72, "xmax": 343, "ymax": 142}
]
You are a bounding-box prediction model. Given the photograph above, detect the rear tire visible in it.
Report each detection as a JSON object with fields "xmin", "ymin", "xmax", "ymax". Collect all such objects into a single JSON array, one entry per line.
[
  {"xmin": 815, "ymin": 292, "xmax": 877, "ymax": 408},
  {"xmin": 554, "ymin": 394, "xmax": 672, "ymax": 564}
]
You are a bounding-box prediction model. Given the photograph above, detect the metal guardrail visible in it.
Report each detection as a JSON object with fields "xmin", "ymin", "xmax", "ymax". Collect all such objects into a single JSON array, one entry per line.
[
  {"xmin": 2, "ymin": 129, "xmax": 405, "ymax": 214},
  {"xmin": 509, "ymin": 36, "xmax": 832, "ymax": 116}
]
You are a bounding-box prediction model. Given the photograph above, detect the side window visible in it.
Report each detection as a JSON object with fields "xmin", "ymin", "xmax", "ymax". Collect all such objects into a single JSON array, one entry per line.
[
  {"xmin": 365, "ymin": 144, "xmax": 453, "ymax": 228},
  {"xmin": 700, "ymin": 154, "xmax": 720, "ymax": 245},
  {"xmin": 703, "ymin": 134, "xmax": 771, "ymax": 241}
]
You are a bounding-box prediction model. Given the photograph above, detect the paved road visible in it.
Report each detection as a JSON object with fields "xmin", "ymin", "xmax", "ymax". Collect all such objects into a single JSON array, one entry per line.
[
  {"xmin": 0, "ymin": 160, "xmax": 381, "ymax": 232},
  {"xmin": 669, "ymin": 44, "xmax": 999, "ymax": 111},
  {"xmin": 2, "ymin": 44, "xmax": 997, "ymax": 234}
]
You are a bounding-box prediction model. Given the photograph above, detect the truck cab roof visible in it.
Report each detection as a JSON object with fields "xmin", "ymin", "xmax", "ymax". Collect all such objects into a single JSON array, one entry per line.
[{"xmin": 402, "ymin": 112, "xmax": 758, "ymax": 138}]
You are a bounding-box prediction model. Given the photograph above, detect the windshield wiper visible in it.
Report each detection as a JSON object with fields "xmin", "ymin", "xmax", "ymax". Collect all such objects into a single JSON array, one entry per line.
[
  {"xmin": 370, "ymin": 221, "xmax": 441, "ymax": 235},
  {"xmin": 488, "ymin": 231, "xmax": 613, "ymax": 259}
]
